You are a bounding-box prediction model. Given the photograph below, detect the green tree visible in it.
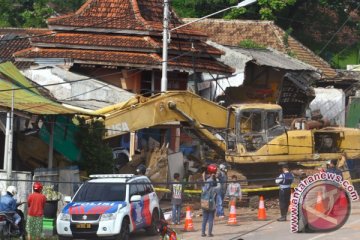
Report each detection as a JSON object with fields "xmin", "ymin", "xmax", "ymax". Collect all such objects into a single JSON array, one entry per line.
[
  {"xmin": 75, "ymin": 117, "xmax": 114, "ymax": 175},
  {"xmin": 22, "ymin": 0, "xmax": 54, "ymax": 27},
  {"xmin": 172, "ymin": 0, "xmax": 296, "ymax": 20},
  {"xmin": 0, "ymin": 0, "xmax": 85, "ymax": 28},
  {"xmin": 49, "ymin": 0, "xmax": 86, "ymax": 13},
  {"xmin": 275, "ymin": 0, "xmax": 360, "ymax": 67},
  {"xmin": 0, "ymin": 0, "xmax": 23, "ymax": 27}
]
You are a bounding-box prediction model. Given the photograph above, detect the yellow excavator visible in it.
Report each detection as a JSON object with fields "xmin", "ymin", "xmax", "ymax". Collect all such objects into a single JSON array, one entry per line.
[{"xmin": 96, "ymin": 91, "xmax": 360, "ymax": 184}]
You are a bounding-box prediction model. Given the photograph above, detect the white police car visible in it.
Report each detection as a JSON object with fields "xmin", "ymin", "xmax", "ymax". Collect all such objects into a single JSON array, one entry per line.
[{"xmin": 56, "ymin": 174, "xmax": 160, "ymax": 240}]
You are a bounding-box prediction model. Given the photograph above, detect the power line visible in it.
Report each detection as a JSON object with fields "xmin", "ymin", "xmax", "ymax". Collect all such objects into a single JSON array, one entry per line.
[
  {"xmin": 318, "ymin": 2, "xmax": 360, "ymax": 55},
  {"xmin": 9, "ymin": 113, "xmax": 360, "ymax": 153},
  {"xmin": 0, "ymin": 48, "xmax": 194, "ymax": 94}
]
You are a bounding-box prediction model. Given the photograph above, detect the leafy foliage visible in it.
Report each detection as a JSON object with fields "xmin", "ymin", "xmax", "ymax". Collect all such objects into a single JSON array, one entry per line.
[
  {"xmin": 49, "ymin": 0, "xmax": 86, "ymax": 13},
  {"xmin": 172, "ymin": 0, "xmax": 359, "ymax": 67},
  {"xmin": 282, "ymin": 27, "xmax": 293, "ymax": 48},
  {"xmin": 22, "ymin": 0, "xmax": 54, "ymax": 27},
  {"xmin": 257, "ymin": 0, "xmax": 296, "ymax": 20},
  {"xmin": 275, "ymin": 0, "xmax": 360, "ymax": 67},
  {"xmin": 172, "ymin": 0, "xmax": 296, "ymax": 20},
  {"xmin": 238, "ymin": 39, "xmax": 266, "ymax": 49},
  {"xmin": 75, "ymin": 117, "xmax": 114, "ymax": 175},
  {"xmin": 0, "ymin": 0, "xmax": 85, "ymax": 27}
]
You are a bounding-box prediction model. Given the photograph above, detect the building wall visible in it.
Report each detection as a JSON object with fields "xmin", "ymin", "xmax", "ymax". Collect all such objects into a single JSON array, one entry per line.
[
  {"xmin": 72, "ymin": 66, "xmax": 188, "ymax": 94},
  {"xmin": 224, "ymin": 64, "xmax": 286, "ymax": 104}
]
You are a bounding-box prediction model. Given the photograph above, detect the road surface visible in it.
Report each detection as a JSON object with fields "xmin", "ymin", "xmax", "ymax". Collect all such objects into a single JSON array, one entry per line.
[{"xmin": 131, "ymin": 200, "xmax": 360, "ymax": 240}]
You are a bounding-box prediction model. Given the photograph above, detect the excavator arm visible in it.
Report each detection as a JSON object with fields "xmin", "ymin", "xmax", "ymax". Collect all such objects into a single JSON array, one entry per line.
[{"xmin": 100, "ymin": 91, "xmax": 235, "ymax": 153}]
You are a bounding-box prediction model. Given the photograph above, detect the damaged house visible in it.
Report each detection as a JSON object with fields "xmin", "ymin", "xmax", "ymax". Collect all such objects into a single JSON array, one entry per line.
[
  {"xmin": 184, "ymin": 19, "xmax": 337, "ymax": 122},
  {"xmin": 1, "ymin": 0, "xmax": 234, "ymax": 169}
]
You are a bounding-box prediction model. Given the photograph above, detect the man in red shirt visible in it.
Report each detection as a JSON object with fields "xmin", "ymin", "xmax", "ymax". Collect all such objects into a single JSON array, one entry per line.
[{"xmin": 26, "ymin": 182, "xmax": 47, "ymax": 240}]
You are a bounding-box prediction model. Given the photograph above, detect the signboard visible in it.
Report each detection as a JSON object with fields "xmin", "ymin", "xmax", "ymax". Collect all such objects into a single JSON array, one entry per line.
[{"xmin": 291, "ymin": 172, "xmax": 359, "ymax": 233}]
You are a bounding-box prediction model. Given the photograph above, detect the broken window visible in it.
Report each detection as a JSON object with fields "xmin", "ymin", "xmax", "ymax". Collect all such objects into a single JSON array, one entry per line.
[{"xmin": 240, "ymin": 111, "xmax": 262, "ymax": 134}]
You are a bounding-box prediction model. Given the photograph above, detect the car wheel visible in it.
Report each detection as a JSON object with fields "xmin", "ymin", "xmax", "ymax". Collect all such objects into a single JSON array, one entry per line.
[
  {"xmin": 117, "ymin": 218, "xmax": 130, "ymax": 240},
  {"xmin": 146, "ymin": 209, "xmax": 159, "ymax": 235}
]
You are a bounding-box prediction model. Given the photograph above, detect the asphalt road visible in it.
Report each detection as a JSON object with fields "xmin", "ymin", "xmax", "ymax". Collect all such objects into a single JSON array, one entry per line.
[
  {"xmin": 237, "ymin": 202, "xmax": 360, "ymax": 240},
  {"xmin": 131, "ymin": 200, "xmax": 360, "ymax": 240}
]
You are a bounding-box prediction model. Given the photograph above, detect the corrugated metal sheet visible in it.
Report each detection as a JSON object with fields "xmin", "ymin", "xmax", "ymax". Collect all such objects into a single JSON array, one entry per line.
[
  {"xmin": 0, "ymin": 62, "xmax": 86, "ymax": 115},
  {"xmin": 22, "ymin": 66, "xmax": 135, "ymax": 110},
  {"xmin": 230, "ymin": 47, "xmax": 318, "ymax": 71}
]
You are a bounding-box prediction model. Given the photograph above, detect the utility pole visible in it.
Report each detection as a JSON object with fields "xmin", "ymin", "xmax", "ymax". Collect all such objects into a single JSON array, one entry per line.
[
  {"xmin": 48, "ymin": 117, "xmax": 54, "ymax": 169},
  {"xmin": 161, "ymin": 0, "xmax": 257, "ymax": 92},
  {"xmin": 161, "ymin": 0, "xmax": 170, "ymax": 92},
  {"xmin": 5, "ymin": 87, "xmax": 14, "ymax": 184},
  {"xmin": 3, "ymin": 112, "xmax": 9, "ymax": 171}
]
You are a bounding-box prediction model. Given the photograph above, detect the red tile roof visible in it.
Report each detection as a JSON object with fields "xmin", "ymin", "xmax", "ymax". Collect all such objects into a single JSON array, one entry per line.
[
  {"xmin": 153, "ymin": 38, "xmax": 223, "ymax": 56},
  {"xmin": 32, "ymin": 33, "xmax": 157, "ymax": 50},
  {"xmin": 10, "ymin": 1, "xmax": 232, "ymax": 75},
  {"xmin": 31, "ymin": 32, "xmax": 223, "ymax": 56},
  {"xmin": 0, "ymin": 28, "xmax": 49, "ymax": 69},
  {"xmin": 15, "ymin": 48, "xmax": 233, "ymax": 74},
  {"xmin": 183, "ymin": 19, "xmax": 336, "ymax": 79},
  {"xmin": 47, "ymin": 0, "xmax": 205, "ymax": 37}
]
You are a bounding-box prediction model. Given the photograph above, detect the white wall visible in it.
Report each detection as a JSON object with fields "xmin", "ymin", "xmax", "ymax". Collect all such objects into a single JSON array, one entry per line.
[{"xmin": 310, "ymin": 88, "xmax": 345, "ymax": 126}]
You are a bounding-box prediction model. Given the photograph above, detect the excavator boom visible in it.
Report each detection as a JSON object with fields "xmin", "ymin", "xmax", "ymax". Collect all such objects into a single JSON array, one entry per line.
[
  {"xmin": 100, "ymin": 90, "xmax": 360, "ymax": 186},
  {"xmin": 101, "ymin": 91, "xmax": 234, "ymax": 153}
]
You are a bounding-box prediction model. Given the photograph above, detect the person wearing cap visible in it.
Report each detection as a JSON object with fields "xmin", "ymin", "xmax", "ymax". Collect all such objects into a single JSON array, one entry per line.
[
  {"xmin": 27, "ymin": 182, "xmax": 47, "ymax": 240},
  {"xmin": 201, "ymin": 164, "xmax": 220, "ymax": 237},
  {"xmin": 275, "ymin": 164, "xmax": 294, "ymax": 221},
  {"xmin": 326, "ymin": 160, "xmax": 342, "ymax": 177}
]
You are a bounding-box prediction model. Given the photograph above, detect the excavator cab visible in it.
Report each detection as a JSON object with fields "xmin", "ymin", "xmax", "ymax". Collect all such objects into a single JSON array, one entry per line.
[{"xmin": 229, "ymin": 104, "xmax": 285, "ymax": 152}]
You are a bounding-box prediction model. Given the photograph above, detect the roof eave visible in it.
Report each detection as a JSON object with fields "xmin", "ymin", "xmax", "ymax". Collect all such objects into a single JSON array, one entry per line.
[
  {"xmin": 48, "ymin": 25, "xmax": 150, "ymax": 35},
  {"xmin": 31, "ymin": 43, "xmax": 157, "ymax": 53}
]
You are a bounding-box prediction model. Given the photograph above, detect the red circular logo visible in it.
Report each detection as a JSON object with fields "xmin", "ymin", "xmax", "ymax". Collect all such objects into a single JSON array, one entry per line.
[{"xmin": 301, "ymin": 181, "xmax": 351, "ymax": 232}]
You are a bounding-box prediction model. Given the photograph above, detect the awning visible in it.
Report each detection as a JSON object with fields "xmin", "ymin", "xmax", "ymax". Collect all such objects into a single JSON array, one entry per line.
[{"xmin": 0, "ymin": 62, "xmax": 92, "ymax": 115}]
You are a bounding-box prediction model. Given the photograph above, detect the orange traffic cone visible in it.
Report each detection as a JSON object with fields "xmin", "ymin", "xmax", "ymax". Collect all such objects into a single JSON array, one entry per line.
[
  {"xmin": 183, "ymin": 206, "xmax": 195, "ymax": 231},
  {"xmin": 257, "ymin": 195, "xmax": 267, "ymax": 220},
  {"xmin": 315, "ymin": 191, "xmax": 325, "ymax": 213},
  {"xmin": 227, "ymin": 199, "xmax": 238, "ymax": 225}
]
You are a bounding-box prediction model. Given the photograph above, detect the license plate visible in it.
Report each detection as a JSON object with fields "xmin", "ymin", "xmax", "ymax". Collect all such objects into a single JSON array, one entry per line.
[{"xmin": 75, "ymin": 223, "xmax": 91, "ymax": 229}]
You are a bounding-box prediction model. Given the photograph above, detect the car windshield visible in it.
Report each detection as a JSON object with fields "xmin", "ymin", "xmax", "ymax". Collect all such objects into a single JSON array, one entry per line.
[{"xmin": 73, "ymin": 182, "xmax": 126, "ymax": 202}]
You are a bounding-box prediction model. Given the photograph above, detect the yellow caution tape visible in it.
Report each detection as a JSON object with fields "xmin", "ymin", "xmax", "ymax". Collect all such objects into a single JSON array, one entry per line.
[
  {"xmin": 351, "ymin": 179, "xmax": 360, "ymax": 183},
  {"xmin": 154, "ymin": 188, "xmax": 171, "ymax": 193},
  {"xmin": 154, "ymin": 179, "xmax": 360, "ymax": 195},
  {"xmin": 242, "ymin": 186, "xmax": 280, "ymax": 193}
]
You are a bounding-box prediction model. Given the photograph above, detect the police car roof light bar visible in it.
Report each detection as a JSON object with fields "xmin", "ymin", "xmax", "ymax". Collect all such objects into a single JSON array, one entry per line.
[{"xmin": 89, "ymin": 174, "xmax": 135, "ymax": 178}]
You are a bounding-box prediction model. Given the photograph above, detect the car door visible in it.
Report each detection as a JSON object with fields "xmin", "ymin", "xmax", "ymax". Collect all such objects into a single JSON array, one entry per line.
[{"xmin": 139, "ymin": 179, "xmax": 152, "ymax": 227}]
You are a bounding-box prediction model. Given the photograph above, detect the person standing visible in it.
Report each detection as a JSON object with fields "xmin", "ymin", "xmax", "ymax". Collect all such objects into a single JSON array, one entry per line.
[
  {"xmin": 326, "ymin": 160, "xmax": 342, "ymax": 177},
  {"xmin": 26, "ymin": 182, "xmax": 47, "ymax": 240},
  {"xmin": 171, "ymin": 172, "xmax": 183, "ymax": 225},
  {"xmin": 201, "ymin": 164, "xmax": 220, "ymax": 237},
  {"xmin": 275, "ymin": 164, "xmax": 294, "ymax": 221},
  {"xmin": 225, "ymin": 175, "xmax": 242, "ymax": 208},
  {"xmin": 216, "ymin": 164, "xmax": 227, "ymax": 218}
]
